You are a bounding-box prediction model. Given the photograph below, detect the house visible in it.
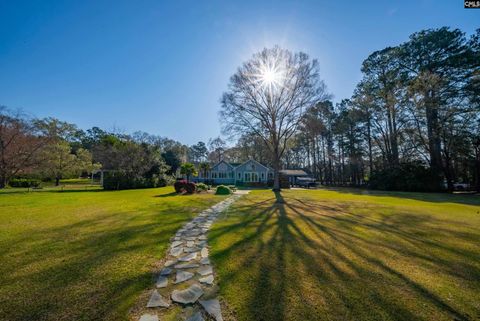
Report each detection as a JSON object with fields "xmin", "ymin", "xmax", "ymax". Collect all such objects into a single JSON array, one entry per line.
[
  {"xmin": 193, "ymin": 159, "xmax": 274, "ymax": 185},
  {"xmin": 279, "ymin": 169, "xmax": 310, "ymax": 186}
]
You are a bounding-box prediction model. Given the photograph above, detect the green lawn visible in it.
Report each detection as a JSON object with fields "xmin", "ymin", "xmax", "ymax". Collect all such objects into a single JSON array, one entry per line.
[
  {"xmin": 0, "ymin": 186, "xmax": 224, "ymax": 321},
  {"xmin": 209, "ymin": 188, "xmax": 480, "ymax": 321}
]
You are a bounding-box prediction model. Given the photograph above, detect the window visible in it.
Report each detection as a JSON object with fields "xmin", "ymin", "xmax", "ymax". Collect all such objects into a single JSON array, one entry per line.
[
  {"xmin": 245, "ymin": 172, "xmax": 259, "ymax": 182},
  {"xmin": 261, "ymin": 173, "xmax": 264, "ymax": 179},
  {"xmin": 238, "ymin": 172, "xmax": 241, "ymax": 179}
]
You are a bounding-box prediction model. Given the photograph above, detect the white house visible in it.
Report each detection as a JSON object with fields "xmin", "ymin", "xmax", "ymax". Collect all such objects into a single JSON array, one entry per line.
[{"xmin": 193, "ymin": 159, "xmax": 273, "ymax": 185}]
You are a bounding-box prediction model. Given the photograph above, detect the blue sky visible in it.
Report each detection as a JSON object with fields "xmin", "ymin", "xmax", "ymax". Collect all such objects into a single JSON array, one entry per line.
[{"xmin": 0, "ymin": 0, "xmax": 477, "ymax": 145}]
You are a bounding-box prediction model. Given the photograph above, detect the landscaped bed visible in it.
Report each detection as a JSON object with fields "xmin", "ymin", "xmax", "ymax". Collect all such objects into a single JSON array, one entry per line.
[
  {"xmin": 209, "ymin": 188, "xmax": 480, "ymax": 321},
  {"xmin": 0, "ymin": 186, "xmax": 224, "ymax": 321}
]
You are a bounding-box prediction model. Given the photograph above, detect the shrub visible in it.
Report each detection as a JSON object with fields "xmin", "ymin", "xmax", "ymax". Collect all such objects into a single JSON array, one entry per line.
[
  {"xmin": 215, "ymin": 185, "xmax": 232, "ymax": 195},
  {"xmin": 174, "ymin": 180, "xmax": 187, "ymax": 193},
  {"xmin": 103, "ymin": 172, "xmax": 164, "ymax": 190},
  {"xmin": 9, "ymin": 178, "xmax": 41, "ymax": 188},
  {"xmin": 185, "ymin": 182, "xmax": 196, "ymax": 194},
  {"xmin": 173, "ymin": 180, "xmax": 197, "ymax": 194},
  {"xmin": 196, "ymin": 183, "xmax": 208, "ymax": 192},
  {"xmin": 369, "ymin": 162, "xmax": 443, "ymax": 192}
]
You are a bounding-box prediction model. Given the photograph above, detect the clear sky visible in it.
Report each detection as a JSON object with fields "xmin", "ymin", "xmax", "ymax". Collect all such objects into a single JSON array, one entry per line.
[{"xmin": 0, "ymin": 0, "xmax": 477, "ymax": 145}]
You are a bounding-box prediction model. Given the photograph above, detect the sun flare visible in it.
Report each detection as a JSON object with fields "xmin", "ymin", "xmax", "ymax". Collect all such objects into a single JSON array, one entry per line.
[{"xmin": 255, "ymin": 60, "xmax": 285, "ymax": 93}]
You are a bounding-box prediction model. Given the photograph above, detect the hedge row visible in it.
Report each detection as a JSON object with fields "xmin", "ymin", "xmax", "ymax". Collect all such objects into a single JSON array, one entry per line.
[
  {"xmin": 103, "ymin": 172, "xmax": 168, "ymax": 190},
  {"xmin": 9, "ymin": 178, "xmax": 41, "ymax": 188}
]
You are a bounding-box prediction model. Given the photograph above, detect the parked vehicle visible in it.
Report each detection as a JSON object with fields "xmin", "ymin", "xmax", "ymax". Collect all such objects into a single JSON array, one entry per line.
[
  {"xmin": 296, "ymin": 177, "xmax": 317, "ymax": 188},
  {"xmin": 453, "ymin": 183, "xmax": 469, "ymax": 190}
]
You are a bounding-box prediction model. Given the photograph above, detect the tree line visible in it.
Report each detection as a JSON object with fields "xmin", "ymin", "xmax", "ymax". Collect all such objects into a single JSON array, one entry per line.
[
  {"xmin": 218, "ymin": 27, "xmax": 480, "ymax": 192},
  {"xmin": 0, "ymin": 107, "xmax": 192, "ymax": 188}
]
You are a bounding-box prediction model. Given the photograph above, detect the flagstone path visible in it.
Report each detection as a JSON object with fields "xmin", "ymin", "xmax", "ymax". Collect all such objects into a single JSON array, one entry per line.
[{"xmin": 137, "ymin": 191, "xmax": 249, "ymax": 321}]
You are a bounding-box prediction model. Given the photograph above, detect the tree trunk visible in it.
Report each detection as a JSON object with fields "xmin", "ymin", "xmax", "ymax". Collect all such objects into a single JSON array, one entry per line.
[
  {"xmin": 475, "ymin": 146, "xmax": 480, "ymax": 193},
  {"xmin": 272, "ymin": 155, "xmax": 281, "ymax": 192},
  {"xmin": 425, "ymin": 96, "xmax": 443, "ymax": 189},
  {"xmin": 55, "ymin": 177, "xmax": 60, "ymax": 186},
  {"xmin": 0, "ymin": 174, "xmax": 6, "ymax": 188},
  {"xmin": 367, "ymin": 117, "xmax": 373, "ymax": 175}
]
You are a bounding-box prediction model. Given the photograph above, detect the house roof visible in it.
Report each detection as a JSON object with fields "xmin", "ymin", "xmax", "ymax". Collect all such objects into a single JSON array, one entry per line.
[
  {"xmin": 279, "ymin": 169, "xmax": 309, "ymax": 176},
  {"xmin": 212, "ymin": 159, "xmax": 273, "ymax": 171},
  {"xmin": 238, "ymin": 159, "xmax": 273, "ymax": 171},
  {"xmin": 211, "ymin": 160, "xmax": 234, "ymax": 169}
]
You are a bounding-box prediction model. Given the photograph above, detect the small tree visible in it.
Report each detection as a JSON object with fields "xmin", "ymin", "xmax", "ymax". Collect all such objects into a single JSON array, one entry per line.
[
  {"xmin": 180, "ymin": 163, "xmax": 197, "ymax": 182},
  {"xmin": 198, "ymin": 162, "xmax": 211, "ymax": 180},
  {"xmin": 40, "ymin": 141, "xmax": 98, "ymax": 186}
]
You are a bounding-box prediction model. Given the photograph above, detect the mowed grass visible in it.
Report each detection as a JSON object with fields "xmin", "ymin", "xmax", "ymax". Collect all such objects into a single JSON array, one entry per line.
[
  {"xmin": 0, "ymin": 187, "xmax": 224, "ymax": 321},
  {"xmin": 209, "ymin": 189, "xmax": 480, "ymax": 321}
]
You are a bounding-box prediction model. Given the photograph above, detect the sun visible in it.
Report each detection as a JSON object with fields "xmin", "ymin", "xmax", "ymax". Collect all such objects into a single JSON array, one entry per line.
[
  {"xmin": 261, "ymin": 67, "xmax": 280, "ymax": 85},
  {"xmin": 258, "ymin": 62, "xmax": 284, "ymax": 91}
]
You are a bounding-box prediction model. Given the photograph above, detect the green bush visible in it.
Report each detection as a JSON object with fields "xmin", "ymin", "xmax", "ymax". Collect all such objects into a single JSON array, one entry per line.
[
  {"xmin": 103, "ymin": 172, "xmax": 165, "ymax": 190},
  {"xmin": 369, "ymin": 162, "xmax": 443, "ymax": 192},
  {"xmin": 215, "ymin": 185, "xmax": 232, "ymax": 195},
  {"xmin": 196, "ymin": 183, "xmax": 208, "ymax": 192},
  {"xmin": 9, "ymin": 178, "xmax": 41, "ymax": 188}
]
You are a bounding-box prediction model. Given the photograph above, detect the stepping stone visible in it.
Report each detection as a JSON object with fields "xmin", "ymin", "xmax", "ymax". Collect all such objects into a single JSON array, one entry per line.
[
  {"xmin": 175, "ymin": 271, "xmax": 194, "ymax": 283},
  {"xmin": 186, "ymin": 312, "xmax": 205, "ymax": 321},
  {"xmin": 187, "ymin": 241, "xmax": 195, "ymax": 247},
  {"xmin": 160, "ymin": 268, "xmax": 172, "ymax": 276},
  {"xmin": 199, "ymin": 299, "xmax": 223, "ymax": 321},
  {"xmin": 184, "ymin": 246, "xmax": 201, "ymax": 253},
  {"xmin": 175, "ymin": 263, "xmax": 199, "ymax": 269},
  {"xmin": 171, "ymin": 241, "xmax": 183, "ymax": 248},
  {"xmin": 198, "ymin": 235, "xmax": 207, "ymax": 240},
  {"xmin": 197, "ymin": 265, "xmax": 213, "ymax": 276},
  {"xmin": 171, "ymin": 283, "xmax": 204, "ymax": 304},
  {"xmin": 147, "ymin": 290, "xmax": 170, "ymax": 308},
  {"xmin": 201, "ymin": 247, "xmax": 209, "ymax": 258},
  {"xmin": 156, "ymin": 275, "xmax": 168, "ymax": 288},
  {"xmin": 170, "ymin": 246, "xmax": 184, "ymax": 257},
  {"xmin": 139, "ymin": 314, "xmax": 159, "ymax": 321},
  {"xmin": 200, "ymin": 257, "xmax": 210, "ymax": 265},
  {"xmin": 186, "ymin": 236, "xmax": 197, "ymax": 241},
  {"xmin": 179, "ymin": 252, "xmax": 197, "ymax": 262},
  {"xmin": 164, "ymin": 259, "xmax": 177, "ymax": 267},
  {"xmin": 199, "ymin": 275, "xmax": 214, "ymax": 285}
]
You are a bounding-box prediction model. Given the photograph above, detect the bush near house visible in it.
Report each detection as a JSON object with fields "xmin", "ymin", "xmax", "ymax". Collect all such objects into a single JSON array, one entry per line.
[
  {"xmin": 174, "ymin": 180, "xmax": 197, "ymax": 194},
  {"xmin": 215, "ymin": 185, "xmax": 232, "ymax": 195},
  {"xmin": 196, "ymin": 183, "xmax": 209, "ymax": 192}
]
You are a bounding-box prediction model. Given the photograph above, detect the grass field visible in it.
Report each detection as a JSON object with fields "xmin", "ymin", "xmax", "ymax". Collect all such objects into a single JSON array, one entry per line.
[
  {"xmin": 0, "ymin": 186, "xmax": 224, "ymax": 321},
  {"xmin": 209, "ymin": 188, "xmax": 480, "ymax": 321}
]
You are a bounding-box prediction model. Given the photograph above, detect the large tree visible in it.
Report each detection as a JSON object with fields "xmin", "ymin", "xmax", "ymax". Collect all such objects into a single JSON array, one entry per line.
[
  {"xmin": 399, "ymin": 27, "xmax": 478, "ymax": 189},
  {"xmin": 0, "ymin": 107, "xmax": 49, "ymax": 188},
  {"xmin": 208, "ymin": 137, "xmax": 226, "ymax": 163},
  {"xmin": 220, "ymin": 47, "xmax": 329, "ymax": 191}
]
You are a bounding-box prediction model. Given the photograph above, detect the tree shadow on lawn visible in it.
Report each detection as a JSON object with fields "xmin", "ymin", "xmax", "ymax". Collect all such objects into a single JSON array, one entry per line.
[
  {"xmin": 154, "ymin": 191, "xmax": 178, "ymax": 197},
  {"xmin": 319, "ymin": 186, "xmax": 480, "ymax": 206},
  {"xmin": 209, "ymin": 192, "xmax": 480, "ymax": 321},
  {"xmin": 0, "ymin": 209, "xmax": 190, "ymax": 321}
]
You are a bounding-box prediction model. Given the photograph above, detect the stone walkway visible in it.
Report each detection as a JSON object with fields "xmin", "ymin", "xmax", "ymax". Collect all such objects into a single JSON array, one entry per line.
[{"xmin": 138, "ymin": 191, "xmax": 249, "ymax": 321}]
